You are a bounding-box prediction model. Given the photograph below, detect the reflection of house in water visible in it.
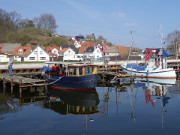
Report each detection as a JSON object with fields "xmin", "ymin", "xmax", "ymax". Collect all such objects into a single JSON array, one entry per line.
[{"xmin": 44, "ymin": 88, "xmax": 100, "ymax": 115}]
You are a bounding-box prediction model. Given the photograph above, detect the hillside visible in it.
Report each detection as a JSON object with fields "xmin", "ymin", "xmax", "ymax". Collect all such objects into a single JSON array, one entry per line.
[{"xmin": 1, "ymin": 27, "xmax": 70, "ymax": 48}]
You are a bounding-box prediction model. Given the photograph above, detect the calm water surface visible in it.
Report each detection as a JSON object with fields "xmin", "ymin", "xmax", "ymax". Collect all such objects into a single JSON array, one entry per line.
[{"xmin": 0, "ymin": 79, "xmax": 180, "ymax": 135}]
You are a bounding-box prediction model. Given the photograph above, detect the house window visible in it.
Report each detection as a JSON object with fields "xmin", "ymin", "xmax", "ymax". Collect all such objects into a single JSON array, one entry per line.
[
  {"xmin": 19, "ymin": 49, "xmax": 23, "ymax": 54},
  {"xmin": 40, "ymin": 51, "xmax": 43, "ymax": 54},
  {"xmin": 29, "ymin": 57, "xmax": 35, "ymax": 60},
  {"xmin": 40, "ymin": 57, "xmax": 46, "ymax": 60},
  {"xmin": 34, "ymin": 51, "xmax": 37, "ymax": 54}
]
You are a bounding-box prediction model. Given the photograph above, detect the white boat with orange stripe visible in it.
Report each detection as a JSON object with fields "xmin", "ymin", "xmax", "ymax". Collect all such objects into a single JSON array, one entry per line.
[{"xmin": 121, "ymin": 49, "xmax": 176, "ymax": 79}]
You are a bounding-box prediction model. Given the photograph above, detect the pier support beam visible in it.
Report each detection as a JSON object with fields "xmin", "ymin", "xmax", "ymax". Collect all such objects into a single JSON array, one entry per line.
[
  {"xmin": 3, "ymin": 77, "xmax": 6, "ymax": 92},
  {"xmin": 11, "ymin": 79, "xmax": 13, "ymax": 94},
  {"xmin": 19, "ymin": 79, "xmax": 22, "ymax": 97}
]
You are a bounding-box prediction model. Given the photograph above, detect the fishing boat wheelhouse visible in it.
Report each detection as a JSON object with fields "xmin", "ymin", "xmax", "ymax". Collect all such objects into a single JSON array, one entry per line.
[{"xmin": 42, "ymin": 62, "xmax": 99, "ymax": 90}]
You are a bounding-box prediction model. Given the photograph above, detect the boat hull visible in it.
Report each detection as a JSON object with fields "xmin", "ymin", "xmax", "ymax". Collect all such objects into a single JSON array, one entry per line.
[
  {"xmin": 48, "ymin": 74, "xmax": 99, "ymax": 90},
  {"xmin": 121, "ymin": 67, "xmax": 176, "ymax": 79}
]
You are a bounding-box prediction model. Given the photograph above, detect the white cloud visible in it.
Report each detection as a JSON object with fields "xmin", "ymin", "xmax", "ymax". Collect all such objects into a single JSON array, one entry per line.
[
  {"xmin": 112, "ymin": 12, "xmax": 126, "ymax": 18},
  {"xmin": 64, "ymin": 0, "xmax": 108, "ymax": 25},
  {"xmin": 125, "ymin": 23, "xmax": 138, "ymax": 27}
]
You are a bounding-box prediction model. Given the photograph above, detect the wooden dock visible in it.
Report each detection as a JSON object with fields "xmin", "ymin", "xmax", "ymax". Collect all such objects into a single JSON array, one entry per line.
[
  {"xmin": 0, "ymin": 74, "xmax": 47, "ymax": 97},
  {"xmin": 98, "ymin": 67, "xmax": 134, "ymax": 82}
]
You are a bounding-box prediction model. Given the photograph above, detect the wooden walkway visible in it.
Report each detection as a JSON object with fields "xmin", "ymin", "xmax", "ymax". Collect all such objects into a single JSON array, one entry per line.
[
  {"xmin": 0, "ymin": 74, "xmax": 47, "ymax": 97},
  {"xmin": 98, "ymin": 66, "xmax": 133, "ymax": 82}
]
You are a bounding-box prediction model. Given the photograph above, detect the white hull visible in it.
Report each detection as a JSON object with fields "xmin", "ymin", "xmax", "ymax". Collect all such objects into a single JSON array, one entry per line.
[
  {"xmin": 134, "ymin": 78, "xmax": 176, "ymax": 85},
  {"xmin": 122, "ymin": 66, "xmax": 176, "ymax": 79}
]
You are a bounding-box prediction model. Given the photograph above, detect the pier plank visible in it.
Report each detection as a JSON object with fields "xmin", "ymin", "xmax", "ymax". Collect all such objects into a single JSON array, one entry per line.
[{"xmin": 0, "ymin": 74, "xmax": 45, "ymax": 84}]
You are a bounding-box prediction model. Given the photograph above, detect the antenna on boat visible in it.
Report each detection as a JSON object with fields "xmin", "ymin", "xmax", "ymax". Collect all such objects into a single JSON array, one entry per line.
[
  {"xmin": 128, "ymin": 31, "xmax": 135, "ymax": 60},
  {"xmin": 159, "ymin": 24, "xmax": 164, "ymax": 49}
]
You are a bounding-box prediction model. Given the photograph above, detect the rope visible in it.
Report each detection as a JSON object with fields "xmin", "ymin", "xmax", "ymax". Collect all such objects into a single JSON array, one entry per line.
[{"xmin": 45, "ymin": 77, "xmax": 62, "ymax": 85}]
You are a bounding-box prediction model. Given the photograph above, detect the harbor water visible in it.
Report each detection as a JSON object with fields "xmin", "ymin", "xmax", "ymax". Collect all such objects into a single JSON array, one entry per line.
[{"xmin": 0, "ymin": 79, "xmax": 180, "ymax": 135}]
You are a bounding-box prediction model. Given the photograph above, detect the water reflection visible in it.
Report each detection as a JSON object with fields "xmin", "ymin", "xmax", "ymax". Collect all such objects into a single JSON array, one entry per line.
[
  {"xmin": 45, "ymin": 87, "xmax": 100, "ymax": 115},
  {"xmin": 44, "ymin": 87, "xmax": 100, "ymax": 135},
  {"xmin": 1, "ymin": 78, "xmax": 180, "ymax": 135},
  {"xmin": 131, "ymin": 78, "xmax": 176, "ymax": 128}
]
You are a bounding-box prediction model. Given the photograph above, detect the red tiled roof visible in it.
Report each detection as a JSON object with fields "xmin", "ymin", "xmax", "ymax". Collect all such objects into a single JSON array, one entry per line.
[
  {"xmin": 81, "ymin": 42, "xmax": 97, "ymax": 47},
  {"xmin": 61, "ymin": 48, "xmax": 69, "ymax": 53},
  {"xmin": 79, "ymin": 42, "xmax": 98, "ymax": 54},
  {"xmin": 12, "ymin": 46, "xmax": 31, "ymax": 56},
  {"xmin": 118, "ymin": 46, "xmax": 128, "ymax": 56},
  {"xmin": 45, "ymin": 46, "xmax": 60, "ymax": 55}
]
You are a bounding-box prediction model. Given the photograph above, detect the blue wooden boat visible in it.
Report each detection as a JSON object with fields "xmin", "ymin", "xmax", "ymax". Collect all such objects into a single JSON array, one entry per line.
[{"xmin": 42, "ymin": 62, "xmax": 99, "ymax": 90}]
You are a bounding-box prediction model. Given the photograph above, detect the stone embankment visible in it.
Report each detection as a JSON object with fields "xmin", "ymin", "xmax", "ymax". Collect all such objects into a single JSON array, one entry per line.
[
  {"xmin": 0, "ymin": 58, "xmax": 179, "ymax": 70},
  {"xmin": 0, "ymin": 63, "xmax": 45, "ymax": 69}
]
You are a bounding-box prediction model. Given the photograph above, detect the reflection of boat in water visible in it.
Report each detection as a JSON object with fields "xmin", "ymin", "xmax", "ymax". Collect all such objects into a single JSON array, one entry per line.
[
  {"xmin": 134, "ymin": 78, "xmax": 176, "ymax": 85},
  {"xmin": 135, "ymin": 78, "xmax": 174, "ymax": 129},
  {"xmin": 130, "ymin": 78, "xmax": 174, "ymax": 127},
  {"xmin": 44, "ymin": 88, "xmax": 100, "ymax": 115},
  {"xmin": 134, "ymin": 78, "xmax": 176, "ymax": 96}
]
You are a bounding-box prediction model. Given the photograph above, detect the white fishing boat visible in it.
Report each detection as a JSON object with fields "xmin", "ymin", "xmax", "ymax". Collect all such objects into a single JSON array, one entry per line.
[{"xmin": 121, "ymin": 48, "xmax": 176, "ymax": 79}]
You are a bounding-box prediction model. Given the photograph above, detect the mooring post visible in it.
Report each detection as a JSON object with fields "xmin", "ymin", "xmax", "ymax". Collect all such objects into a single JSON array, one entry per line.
[
  {"xmin": 11, "ymin": 78, "xmax": 13, "ymax": 94},
  {"xmin": 19, "ymin": 79, "xmax": 22, "ymax": 97},
  {"xmin": 44, "ymin": 81, "xmax": 47, "ymax": 93},
  {"xmin": 3, "ymin": 77, "xmax": 6, "ymax": 92}
]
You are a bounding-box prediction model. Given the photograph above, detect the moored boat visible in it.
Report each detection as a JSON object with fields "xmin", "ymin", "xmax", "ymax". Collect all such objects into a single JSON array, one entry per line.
[
  {"xmin": 121, "ymin": 48, "xmax": 176, "ymax": 79},
  {"xmin": 42, "ymin": 62, "xmax": 99, "ymax": 90}
]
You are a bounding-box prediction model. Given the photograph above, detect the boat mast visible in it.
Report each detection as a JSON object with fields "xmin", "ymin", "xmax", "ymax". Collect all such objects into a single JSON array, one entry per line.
[
  {"xmin": 128, "ymin": 31, "xmax": 135, "ymax": 60},
  {"xmin": 159, "ymin": 26, "xmax": 165, "ymax": 69}
]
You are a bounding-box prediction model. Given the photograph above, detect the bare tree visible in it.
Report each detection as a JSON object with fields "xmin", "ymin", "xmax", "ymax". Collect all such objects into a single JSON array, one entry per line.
[
  {"xmin": 166, "ymin": 30, "xmax": 180, "ymax": 57},
  {"xmin": 0, "ymin": 8, "xmax": 21, "ymax": 31},
  {"xmin": 33, "ymin": 13, "xmax": 57, "ymax": 35}
]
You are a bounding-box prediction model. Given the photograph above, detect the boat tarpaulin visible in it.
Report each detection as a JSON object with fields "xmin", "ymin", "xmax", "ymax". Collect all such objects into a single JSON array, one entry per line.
[{"xmin": 126, "ymin": 64, "xmax": 146, "ymax": 71}]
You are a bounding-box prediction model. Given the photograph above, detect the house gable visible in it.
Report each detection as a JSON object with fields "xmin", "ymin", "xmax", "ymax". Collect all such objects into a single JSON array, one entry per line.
[
  {"xmin": 13, "ymin": 46, "xmax": 31, "ymax": 56},
  {"xmin": 45, "ymin": 46, "xmax": 60, "ymax": 56},
  {"xmin": 64, "ymin": 48, "xmax": 76, "ymax": 55},
  {"xmin": 27, "ymin": 46, "xmax": 49, "ymax": 61}
]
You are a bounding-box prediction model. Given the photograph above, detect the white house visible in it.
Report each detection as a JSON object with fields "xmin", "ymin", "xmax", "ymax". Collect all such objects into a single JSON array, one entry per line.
[
  {"xmin": 61, "ymin": 47, "xmax": 82, "ymax": 61},
  {"xmin": 0, "ymin": 53, "xmax": 9, "ymax": 62},
  {"xmin": 104, "ymin": 46, "xmax": 120, "ymax": 57},
  {"xmin": 26, "ymin": 46, "xmax": 49, "ymax": 61},
  {"xmin": 12, "ymin": 46, "xmax": 32, "ymax": 62},
  {"xmin": 45, "ymin": 46, "xmax": 60, "ymax": 61},
  {"xmin": 84, "ymin": 46, "xmax": 103, "ymax": 59}
]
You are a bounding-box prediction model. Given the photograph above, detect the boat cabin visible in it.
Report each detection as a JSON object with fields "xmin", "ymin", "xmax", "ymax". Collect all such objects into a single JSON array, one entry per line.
[
  {"xmin": 45, "ymin": 62, "xmax": 98, "ymax": 77},
  {"xmin": 147, "ymin": 56, "xmax": 167, "ymax": 70}
]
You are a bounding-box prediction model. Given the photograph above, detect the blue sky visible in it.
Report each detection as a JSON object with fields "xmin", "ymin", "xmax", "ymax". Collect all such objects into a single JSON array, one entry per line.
[{"xmin": 1, "ymin": 0, "xmax": 180, "ymax": 48}]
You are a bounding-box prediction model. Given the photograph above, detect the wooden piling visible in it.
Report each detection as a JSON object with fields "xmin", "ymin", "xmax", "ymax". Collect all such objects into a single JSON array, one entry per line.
[
  {"xmin": 11, "ymin": 78, "xmax": 13, "ymax": 94},
  {"xmin": 19, "ymin": 79, "xmax": 22, "ymax": 97},
  {"xmin": 3, "ymin": 77, "xmax": 6, "ymax": 91}
]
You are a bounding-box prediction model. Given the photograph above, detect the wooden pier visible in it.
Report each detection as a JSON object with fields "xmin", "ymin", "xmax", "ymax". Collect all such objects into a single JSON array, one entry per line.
[
  {"xmin": 0, "ymin": 74, "xmax": 47, "ymax": 97},
  {"xmin": 97, "ymin": 66, "xmax": 134, "ymax": 83}
]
